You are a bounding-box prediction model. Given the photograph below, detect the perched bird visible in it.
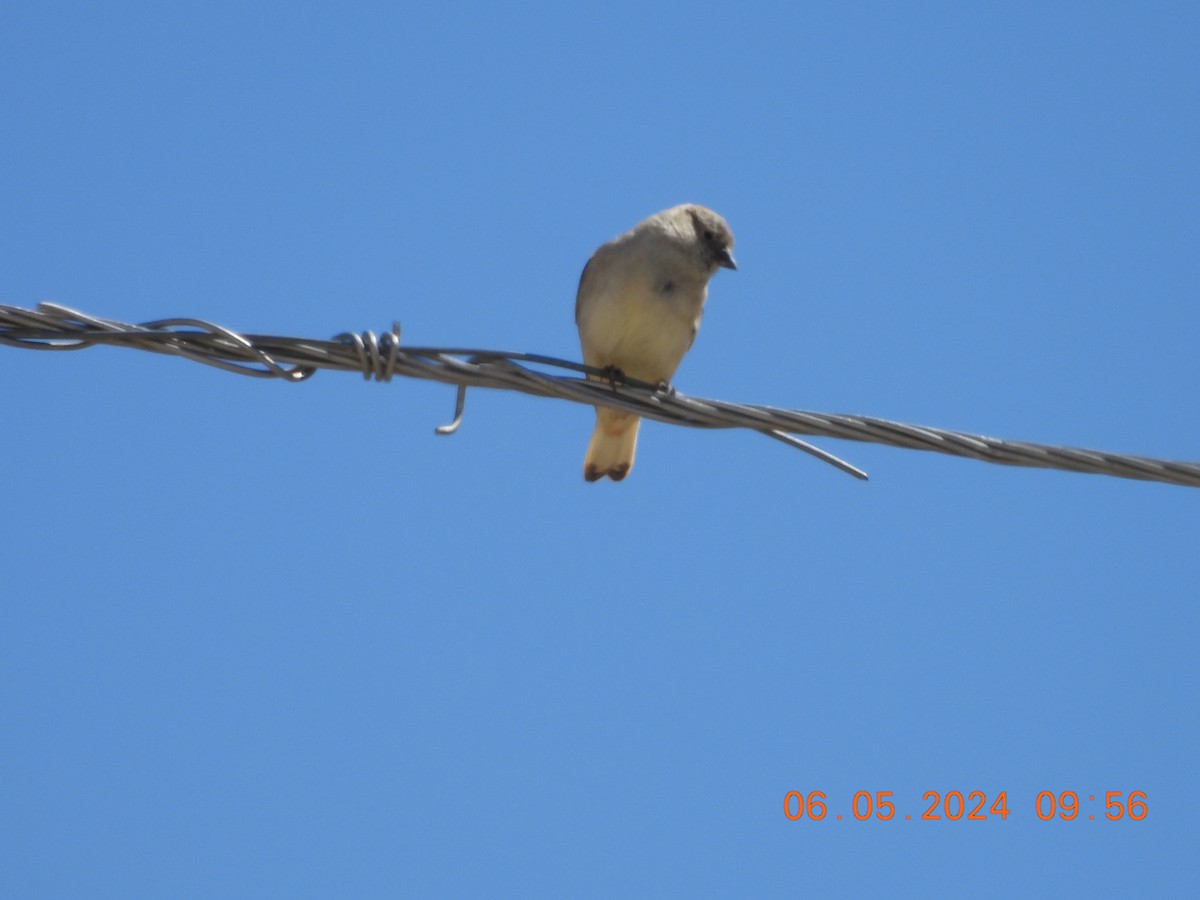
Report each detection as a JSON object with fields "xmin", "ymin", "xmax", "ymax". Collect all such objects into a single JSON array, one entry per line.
[{"xmin": 575, "ymin": 204, "xmax": 736, "ymax": 482}]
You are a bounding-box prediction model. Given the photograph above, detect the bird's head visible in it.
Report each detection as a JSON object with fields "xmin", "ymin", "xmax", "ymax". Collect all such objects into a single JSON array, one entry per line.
[{"xmin": 682, "ymin": 205, "xmax": 736, "ymax": 273}]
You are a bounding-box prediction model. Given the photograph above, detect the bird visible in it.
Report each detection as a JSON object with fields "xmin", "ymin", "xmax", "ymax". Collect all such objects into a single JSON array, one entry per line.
[{"xmin": 575, "ymin": 204, "xmax": 736, "ymax": 482}]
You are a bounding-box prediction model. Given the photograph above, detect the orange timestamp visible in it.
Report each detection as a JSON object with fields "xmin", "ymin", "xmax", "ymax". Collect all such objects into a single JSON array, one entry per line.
[{"xmin": 783, "ymin": 790, "xmax": 1148, "ymax": 822}]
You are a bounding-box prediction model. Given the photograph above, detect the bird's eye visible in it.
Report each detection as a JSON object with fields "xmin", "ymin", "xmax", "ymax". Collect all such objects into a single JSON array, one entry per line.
[{"xmin": 703, "ymin": 229, "xmax": 715, "ymax": 241}]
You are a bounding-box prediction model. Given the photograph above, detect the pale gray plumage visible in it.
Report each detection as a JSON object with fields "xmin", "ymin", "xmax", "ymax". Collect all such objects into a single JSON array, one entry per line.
[{"xmin": 575, "ymin": 204, "xmax": 736, "ymax": 482}]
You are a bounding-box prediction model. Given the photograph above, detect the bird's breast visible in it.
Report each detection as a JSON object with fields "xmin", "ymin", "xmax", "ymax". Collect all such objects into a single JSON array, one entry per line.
[{"xmin": 577, "ymin": 276, "xmax": 704, "ymax": 383}]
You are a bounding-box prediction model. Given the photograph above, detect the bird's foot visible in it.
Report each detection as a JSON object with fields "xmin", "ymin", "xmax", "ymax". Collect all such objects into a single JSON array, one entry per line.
[{"xmin": 600, "ymin": 365, "xmax": 627, "ymax": 391}]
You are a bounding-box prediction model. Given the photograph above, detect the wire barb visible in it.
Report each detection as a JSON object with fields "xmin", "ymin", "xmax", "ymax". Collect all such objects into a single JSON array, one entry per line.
[
  {"xmin": 2, "ymin": 302, "xmax": 1197, "ymax": 489},
  {"xmin": 436, "ymin": 384, "xmax": 468, "ymax": 436},
  {"xmin": 333, "ymin": 321, "xmax": 403, "ymax": 382}
]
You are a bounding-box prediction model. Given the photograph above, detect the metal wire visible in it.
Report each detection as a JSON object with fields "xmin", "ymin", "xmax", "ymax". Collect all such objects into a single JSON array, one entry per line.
[{"xmin": 2, "ymin": 301, "xmax": 1197, "ymax": 489}]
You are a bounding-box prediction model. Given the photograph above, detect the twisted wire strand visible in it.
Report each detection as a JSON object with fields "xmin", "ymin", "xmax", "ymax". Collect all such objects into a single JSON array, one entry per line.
[{"xmin": 2, "ymin": 302, "xmax": 1197, "ymax": 489}]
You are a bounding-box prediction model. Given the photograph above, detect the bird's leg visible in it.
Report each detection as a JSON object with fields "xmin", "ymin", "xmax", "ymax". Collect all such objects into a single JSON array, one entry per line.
[
  {"xmin": 599, "ymin": 364, "xmax": 627, "ymax": 392},
  {"xmin": 654, "ymin": 380, "xmax": 676, "ymax": 397}
]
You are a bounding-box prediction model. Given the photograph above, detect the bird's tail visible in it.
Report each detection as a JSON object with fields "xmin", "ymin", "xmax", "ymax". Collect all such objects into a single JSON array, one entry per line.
[{"xmin": 583, "ymin": 407, "xmax": 640, "ymax": 482}]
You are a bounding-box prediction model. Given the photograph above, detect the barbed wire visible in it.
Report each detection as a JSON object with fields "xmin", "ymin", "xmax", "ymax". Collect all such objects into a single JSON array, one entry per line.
[{"xmin": 2, "ymin": 301, "xmax": 1197, "ymax": 489}]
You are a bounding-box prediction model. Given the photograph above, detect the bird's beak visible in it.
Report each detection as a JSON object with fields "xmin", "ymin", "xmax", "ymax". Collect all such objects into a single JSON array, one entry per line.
[{"xmin": 717, "ymin": 248, "xmax": 737, "ymax": 270}]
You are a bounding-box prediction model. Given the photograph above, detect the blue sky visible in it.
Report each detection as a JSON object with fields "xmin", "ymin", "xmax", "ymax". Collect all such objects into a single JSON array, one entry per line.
[{"xmin": 2, "ymin": 2, "xmax": 1197, "ymax": 896}]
